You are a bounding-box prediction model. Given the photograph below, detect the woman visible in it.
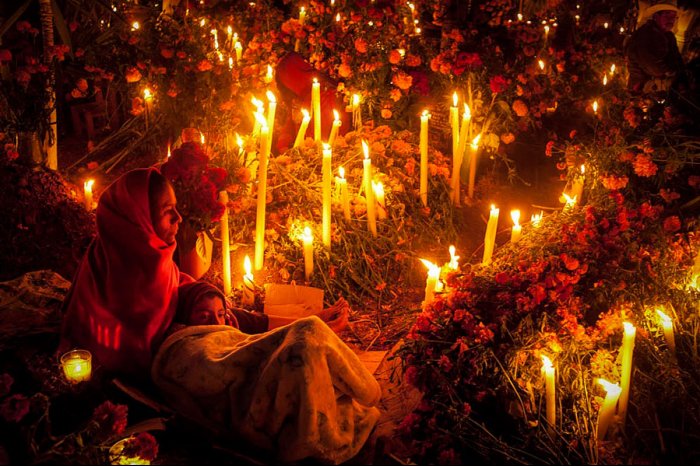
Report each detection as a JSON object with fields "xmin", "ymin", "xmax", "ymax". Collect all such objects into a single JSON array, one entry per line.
[{"xmin": 59, "ymin": 168, "xmax": 190, "ymax": 378}]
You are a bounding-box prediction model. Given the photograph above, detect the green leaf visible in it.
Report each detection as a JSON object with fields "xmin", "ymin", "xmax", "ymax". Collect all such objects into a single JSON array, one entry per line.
[{"xmin": 0, "ymin": 0, "xmax": 32, "ymax": 40}]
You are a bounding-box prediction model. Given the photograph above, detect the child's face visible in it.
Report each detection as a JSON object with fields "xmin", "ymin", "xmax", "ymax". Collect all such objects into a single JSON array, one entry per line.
[{"xmin": 188, "ymin": 295, "xmax": 226, "ymax": 326}]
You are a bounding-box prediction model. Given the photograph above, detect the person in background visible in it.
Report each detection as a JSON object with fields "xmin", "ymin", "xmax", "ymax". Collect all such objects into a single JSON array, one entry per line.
[{"xmin": 625, "ymin": 0, "xmax": 684, "ymax": 94}]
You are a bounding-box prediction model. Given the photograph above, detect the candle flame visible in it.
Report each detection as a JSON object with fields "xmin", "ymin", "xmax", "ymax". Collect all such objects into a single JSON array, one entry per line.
[
  {"xmin": 563, "ymin": 192, "xmax": 577, "ymax": 206},
  {"xmin": 200, "ymin": 133, "xmax": 205, "ymax": 144},
  {"xmin": 623, "ymin": 321, "xmax": 636, "ymax": 336},
  {"xmin": 322, "ymin": 142, "xmax": 331, "ymax": 152},
  {"xmin": 490, "ymin": 204, "xmax": 498, "ymax": 214},
  {"xmin": 266, "ymin": 90, "xmax": 276, "ymax": 103},
  {"xmin": 471, "ymin": 134, "xmax": 481, "ymax": 149},
  {"xmin": 339, "ymin": 166, "xmax": 345, "ymax": 179},
  {"xmin": 313, "ymin": 77, "xmax": 319, "ymax": 85},
  {"xmin": 448, "ymin": 245, "xmax": 460, "ymax": 270},
  {"xmin": 580, "ymin": 164, "xmax": 585, "ymax": 175},
  {"xmin": 592, "ymin": 100, "xmax": 599, "ymax": 113},
  {"xmin": 352, "ymin": 94, "xmax": 361, "ymax": 107},
  {"xmin": 227, "ymin": 25, "xmax": 232, "ymax": 35},
  {"xmin": 254, "ymin": 111, "xmax": 268, "ymax": 128},
  {"xmin": 538, "ymin": 59, "xmax": 545, "ymax": 70},
  {"xmin": 251, "ymin": 97, "xmax": 263, "ymax": 111},
  {"xmin": 131, "ymin": 21, "xmax": 140, "ymax": 30},
  {"xmin": 511, "ymin": 209, "xmax": 521, "ymax": 226},
  {"xmin": 603, "ymin": 74, "xmax": 608, "ymax": 86},
  {"xmin": 244, "ymin": 255, "xmax": 252, "ymax": 275},
  {"xmin": 463, "ymin": 104, "xmax": 471, "ymax": 120},
  {"xmin": 452, "ymin": 92, "xmax": 458, "ymax": 107},
  {"xmin": 301, "ymin": 108, "xmax": 310, "ymax": 120},
  {"xmin": 336, "ymin": 13, "xmax": 341, "ymax": 21},
  {"xmin": 199, "ymin": 18, "xmax": 206, "ymax": 27},
  {"xmin": 84, "ymin": 179, "xmax": 94, "ymax": 191},
  {"xmin": 544, "ymin": 25, "xmax": 550, "ymax": 34},
  {"xmin": 143, "ymin": 88, "xmax": 152, "ymax": 99},
  {"xmin": 610, "ymin": 64, "xmax": 616, "ymax": 75},
  {"xmin": 236, "ymin": 133, "xmax": 243, "ymax": 148},
  {"xmin": 302, "ymin": 226, "xmax": 313, "ymax": 242},
  {"xmin": 531, "ymin": 211, "xmax": 543, "ymax": 227},
  {"xmin": 421, "ymin": 109, "xmax": 431, "ymax": 119},
  {"xmin": 656, "ymin": 308, "xmax": 672, "ymax": 327},
  {"xmin": 604, "ymin": 22, "xmax": 609, "ymax": 29},
  {"xmin": 619, "ymin": 27, "xmax": 624, "ymax": 33},
  {"xmin": 228, "ymin": 56, "xmax": 234, "ymax": 69},
  {"xmin": 300, "ymin": 6, "xmax": 305, "ymax": 13},
  {"xmin": 234, "ymin": 41, "xmax": 242, "ymax": 51},
  {"xmin": 398, "ymin": 48, "xmax": 406, "ymax": 57},
  {"xmin": 333, "ymin": 109, "xmax": 340, "ymax": 121},
  {"xmin": 362, "ymin": 140, "xmax": 369, "ymax": 159},
  {"xmin": 419, "ymin": 259, "xmax": 440, "ymax": 278},
  {"xmin": 372, "ymin": 180, "xmax": 384, "ymax": 197},
  {"xmin": 167, "ymin": 144, "xmax": 171, "ymax": 158},
  {"xmin": 541, "ymin": 355, "xmax": 553, "ymax": 370},
  {"xmin": 266, "ymin": 64, "xmax": 273, "ymax": 80},
  {"xmin": 517, "ymin": 13, "xmax": 523, "ymax": 21},
  {"xmin": 597, "ymin": 378, "xmax": 621, "ymax": 396}
]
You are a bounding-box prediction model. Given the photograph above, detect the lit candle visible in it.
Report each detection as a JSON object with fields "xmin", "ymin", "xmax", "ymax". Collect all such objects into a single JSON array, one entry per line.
[
  {"xmin": 143, "ymin": 88, "xmax": 153, "ymax": 129},
  {"xmin": 219, "ymin": 191, "xmax": 231, "ymax": 295},
  {"xmin": 293, "ymin": 109, "xmax": 311, "ymax": 148},
  {"xmin": 531, "ymin": 211, "xmax": 543, "ymax": 228},
  {"xmin": 420, "ymin": 259, "xmax": 440, "ymax": 307},
  {"xmin": 603, "ymin": 73, "xmax": 608, "ymax": 86},
  {"xmin": 510, "ymin": 209, "xmax": 522, "ymax": 243},
  {"xmin": 544, "ymin": 24, "xmax": 550, "ymax": 38},
  {"xmin": 254, "ymin": 119, "xmax": 270, "ymax": 271},
  {"xmin": 656, "ymin": 308, "xmax": 676, "ymax": 355},
  {"xmin": 372, "ymin": 180, "xmax": 387, "ymax": 220},
  {"xmin": 266, "ymin": 90, "xmax": 277, "ymax": 141},
  {"xmin": 363, "ymin": 141, "xmax": 377, "ymax": 237},
  {"xmin": 541, "ymin": 355, "xmax": 556, "ymax": 427},
  {"xmin": 322, "ymin": 143, "xmax": 332, "ymax": 248},
  {"xmin": 211, "ymin": 29, "xmax": 219, "ymax": 50},
  {"xmin": 448, "ymin": 245, "xmax": 459, "ymax": 270},
  {"xmin": 449, "ymin": 93, "xmax": 460, "ymax": 205},
  {"xmin": 618, "ymin": 321, "xmax": 636, "ymax": 422},
  {"xmin": 299, "ymin": 6, "xmax": 306, "ymax": 25},
  {"xmin": 242, "ymin": 255, "xmax": 254, "ymax": 306},
  {"xmin": 570, "ymin": 164, "xmax": 585, "ymax": 204},
  {"xmin": 419, "ymin": 110, "xmax": 430, "ymax": 207},
  {"xmin": 597, "ymin": 378, "xmax": 621, "ymax": 440},
  {"xmin": 234, "ymin": 40, "xmax": 242, "ymax": 61},
  {"xmin": 301, "ymin": 226, "xmax": 313, "ymax": 282},
  {"xmin": 61, "ymin": 349, "xmax": 92, "ymax": 384},
  {"xmin": 227, "ymin": 25, "xmax": 233, "ymax": 48},
  {"xmin": 467, "ymin": 134, "xmax": 481, "ymax": 199},
  {"xmin": 84, "ymin": 179, "xmax": 94, "ymax": 211},
  {"xmin": 482, "ymin": 204, "xmax": 499, "ymax": 265},
  {"xmin": 251, "ymin": 97, "xmax": 264, "ymax": 135},
  {"xmin": 453, "ymin": 104, "xmax": 471, "ymax": 205},
  {"xmin": 264, "ymin": 64, "xmax": 274, "ymax": 84},
  {"xmin": 167, "ymin": 143, "xmax": 171, "ymax": 159},
  {"xmin": 592, "ymin": 100, "xmax": 599, "ymax": 114},
  {"xmin": 352, "ymin": 94, "xmax": 362, "ymax": 132},
  {"xmin": 610, "ymin": 64, "xmax": 616, "ymax": 76},
  {"xmin": 538, "ymin": 59, "xmax": 546, "ymax": 72},
  {"xmin": 563, "ymin": 192, "xmax": 577, "ymax": 209},
  {"xmin": 337, "ymin": 167, "xmax": 351, "ymax": 220},
  {"xmin": 312, "ymin": 78, "xmax": 321, "ymax": 142},
  {"xmin": 228, "ymin": 56, "xmax": 234, "ymax": 70},
  {"xmin": 328, "ymin": 109, "xmax": 342, "ymax": 146}
]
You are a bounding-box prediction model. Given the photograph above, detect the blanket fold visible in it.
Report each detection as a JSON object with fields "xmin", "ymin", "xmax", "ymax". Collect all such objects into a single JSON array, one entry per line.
[{"xmin": 152, "ymin": 316, "xmax": 381, "ymax": 464}]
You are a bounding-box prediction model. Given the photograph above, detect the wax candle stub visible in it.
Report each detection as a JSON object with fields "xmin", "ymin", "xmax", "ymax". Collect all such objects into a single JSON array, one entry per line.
[{"xmin": 61, "ymin": 350, "xmax": 92, "ymax": 384}]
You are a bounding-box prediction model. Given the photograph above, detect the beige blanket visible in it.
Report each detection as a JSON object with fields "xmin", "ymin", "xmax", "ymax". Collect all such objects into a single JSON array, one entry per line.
[{"xmin": 151, "ymin": 316, "xmax": 381, "ymax": 464}]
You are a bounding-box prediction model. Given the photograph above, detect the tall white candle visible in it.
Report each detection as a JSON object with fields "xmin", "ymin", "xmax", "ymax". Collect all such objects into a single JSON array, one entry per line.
[
  {"xmin": 482, "ymin": 205, "xmax": 499, "ymax": 265},
  {"xmin": 293, "ymin": 109, "xmax": 311, "ymax": 148},
  {"xmin": 450, "ymin": 93, "xmax": 460, "ymax": 205},
  {"xmin": 322, "ymin": 143, "xmax": 332, "ymax": 248},
  {"xmin": 337, "ymin": 167, "xmax": 351, "ymax": 220},
  {"xmin": 254, "ymin": 122, "xmax": 270, "ymax": 271},
  {"xmin": 618, "ymin": 322, "xmax": 636, "ymax": 422},
  {"xmin": 510, "ymin": 209, "xmax": 522, "ymax": 243},
  {"xmin": 234, "ymin": 40, "xmax": 242, "ymax": 61},
  {"xmin": 467, "ymin": 134, "xmax": 481, "ymax": 199},
  {"xmin": 242, "ymin": 255, "xmax": 255, "ymax": 306},
  {"xmin": 301, "ymin": 226, "xmax": 313, "ymax": 282},
  {"xmin": 597, "ymin": 378, "xmax": 621, "ymax": 440},
  {"xmin": 266, "ymin": 90, "xmax": 277, "ymax": 141},
  {"xmin": 328, "ymin": 109, "xmax": 342, "ymax": 146},
  {"xmin": 420, "ymin": 259, "xmax": 440, "ymax": 308},
  {"xmin": 373, "ymin": 180, "xmax": 387, "ymax": 220},
  {"xmin": 84, "ymin": 179, "xmax": 94, "ymax": 211},
  {"xmin": 219, "ymin": 190, "xmax": 231, "ymax": 295},
  {"xmin": 352, "ymin": 94, "xmax": 362, "ymax": 132},
  {"xmin": 656, "ymin": 308, "xmax": 676, "ymax": 355},
  {"xmin": 453, "ymin": 104, "xmax": 471, "ymax": 205},
  {"xmin": 541, "ymin": 355, "xmax": 556, "ymax": 427},
  {"xmin": 362, "ymin": 141, "xmax": 377, "ymax": 237},
  {"xmin": 570, "ymin": 165, "xmax": 585, "ymax": 204},
  {"xmin": 312, "ymin": 78, "xmax": 321, "ymax": 142},
  {"xmin": 419, "ymin": 110, "xmax": 430, "ymax": 207}
]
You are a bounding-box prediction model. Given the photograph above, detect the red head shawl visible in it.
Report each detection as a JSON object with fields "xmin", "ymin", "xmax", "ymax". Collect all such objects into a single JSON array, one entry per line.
[{"xmin": 60, "ymin": 168, "xmax": 181, "ymax": 377}]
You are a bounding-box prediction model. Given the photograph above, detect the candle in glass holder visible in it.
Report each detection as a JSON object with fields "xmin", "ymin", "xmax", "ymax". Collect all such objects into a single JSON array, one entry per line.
[
  {"xmin": 219, "ymin": 191, "xmax": 231, "ymax": 295},
  {"xmin": 618, "ymin": 321, "xmax": 636, "ymax": 422},
  {"xmin": 511, "ymin": 209, "xmax": 522, "ymax": 243},
  {"xmin": 597, "ymin": 378, "xmax": 621, "ymax": 440},
  {"xmin": 84, "ymin": 179, "xmax": 95, "ymax": 211},
  {"xmin": 482, "ymin": 205, "xmax": 499, "ymax": 265},
  {"xmin": 61, "ymin": 349, "xmax": 92, "ymax": 384},
  {"xmin": 322, "ymin": 143, "xmax": 332, "ymax": 248},
  {"xmin": 242, "ymin": 255, "xmax": 255, "ymax": 306},
  {"xmin": 336, "ymin": 167, "xmax": 351, "ymax": 220},
  {"xmin": 328, "ymin": 109, "xmax": 342, "ymax": 146},
  {"xmin": 301, "ymin": 226, "xmax": 313, "ymax": 282},
  {"xmin": 372, "ymin": 180, "xmax": 387, "ymax": 220},
  {"xmin": 294, "ymin": 109, "xmax": 311, "ymax": 148},
  {"xmin": 541, "ymin": 355, "xmax": 556, "ymax": 427},
  {"xmin": 419, "ymin": 110, "xmax": 430, "ymax": 207},
  {"xmin": 312, "ymin": 78, "xmax": 321, "ymax": 142},
  {"xmin": 656, "ymin": 308, "xmax": 676, "ymax": 354}
]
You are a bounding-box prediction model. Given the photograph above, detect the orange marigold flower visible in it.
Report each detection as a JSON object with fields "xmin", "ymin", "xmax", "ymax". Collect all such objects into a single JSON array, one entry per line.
[
  {"xmin": 512, "ymin": 99, "xmax": 529, "ymax": 117},
  {"xmin": 125, "ymin": 67, "xmax": 142, "ymax": 83},
  {"xmin": 405, "ymin": 54, "xmax": 421, "ymax": 67},
  {"xmin": 338, "ymin": 63, "xmax": 352, "ymax": 78},
  {"xmin": 354, "ymin": 38, "xmax": 368, "ymax": 53},
  {"xmin": 633, "ymin": 153, "xmax": 658, "ymax": 177},
  {"xmin": 390, "ymin": 88, "xmax": 402, "ymax": 102},
  {"xmin": 392, "ymin": 71, "xmax": 413, "ymax": 90},
  {"xmin": 388, "ymin": 49, "xmax": 402, "ymax": 64},
  {"xmin": 381, "ymin": 108, "xmax": 393, "ymax": 119}
]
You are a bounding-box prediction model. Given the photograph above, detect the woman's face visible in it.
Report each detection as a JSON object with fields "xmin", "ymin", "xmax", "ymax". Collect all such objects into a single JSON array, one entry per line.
[
  {"xmin": 151, "ymin": 182, "xmax": 181, "ymax": 245},
  {"xmin": 188, "ymin": 295, "xmax": 226, "ymax": 326}
]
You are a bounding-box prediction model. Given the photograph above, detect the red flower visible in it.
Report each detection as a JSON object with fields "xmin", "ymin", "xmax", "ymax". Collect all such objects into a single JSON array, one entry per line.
[
  {"xmin": 663, "ymin": 216, "xmax": 681, "ymax": 233},
  {"xmin": 92, "ymin": 401, "xmax": 128, "ymax": 437},
  {"xmin": 404, "ymin": 366, "xmax": 419, "ymax": 386},
  {"xmin": 196, "ymin": 60, "xmax": 213, "ymax": 72},
  {"xmin": 0, "ymin": 373, "xmax": 14, "ymax": 397},
  {"xmin": 451, "ymin": 52, "xmax": 482, "ymax": 76},
  {"xmin": 489, "ymin": 75, "xmax": 508, "ymax": 94},
  {"xmin": 0, "ymin": 394, "xmax": 30, "ymax": 423},
  {"xmin": 121, "ymin": 433, "xmax": 159, "ymax": 462},
  {"xmin": 545, "ymin": 141, "xmax": 555, "ymax": 157}
]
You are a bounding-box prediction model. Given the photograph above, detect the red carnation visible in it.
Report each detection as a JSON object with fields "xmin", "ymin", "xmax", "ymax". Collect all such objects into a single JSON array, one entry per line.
[
  {"xmin": 121, "ymin": 433, "xmax": 159, "ymax": 461},
  {"xmin": 0, "ymin": 394, "xmax": 30, "ymax": 423},
  {"xmin": 92, "ymin": 401, "xmax": 128, "ymax": 437},
  {"xmin": 489, "ymin": 75, "xmax": 508, "ymax": 94},
  {"xmin": 663, "ymin": 216, "xmax": 681, "ymax": 233}
]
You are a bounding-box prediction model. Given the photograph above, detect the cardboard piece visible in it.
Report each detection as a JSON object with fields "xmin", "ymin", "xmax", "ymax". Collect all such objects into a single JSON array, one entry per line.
[{"xmin": 263, "ymin": 282, "xmax": 324, "ymax": 318}]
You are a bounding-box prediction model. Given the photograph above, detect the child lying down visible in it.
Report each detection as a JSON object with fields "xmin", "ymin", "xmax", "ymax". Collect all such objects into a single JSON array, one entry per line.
[{"xmin": 152, "ymin": 281, "xmax": 381, "ymax": 464}]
